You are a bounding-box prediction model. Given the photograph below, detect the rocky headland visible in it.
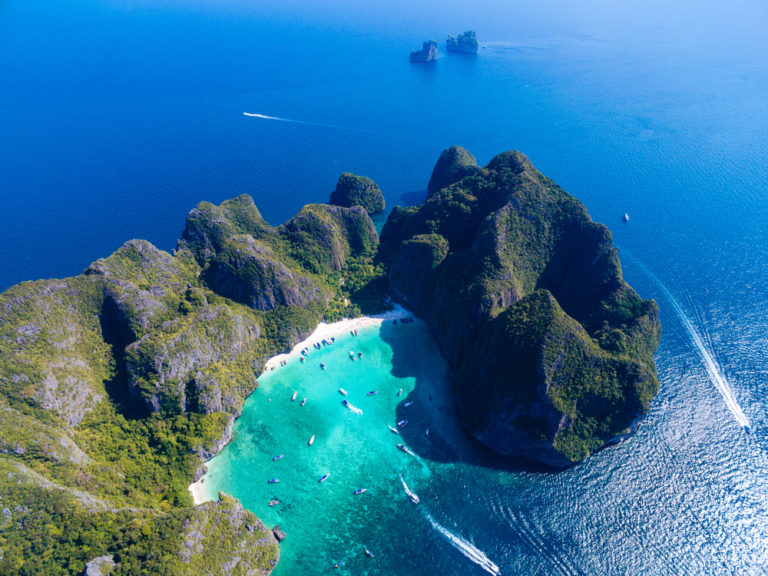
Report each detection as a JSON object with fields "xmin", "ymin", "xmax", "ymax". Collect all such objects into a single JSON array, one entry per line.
[{"xmin": 381, "ymin": 146, "xmax": 661, "ymax": 467}]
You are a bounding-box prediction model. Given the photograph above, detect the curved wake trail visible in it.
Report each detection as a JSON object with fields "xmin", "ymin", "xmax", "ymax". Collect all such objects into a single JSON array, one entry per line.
[
  {"xmin": 623, "ymin": 252, "xmax": 750, "ymax": 429},
  {"xmin": 422, "ymin": 509, "xmax": 501, "ymax": 575}
]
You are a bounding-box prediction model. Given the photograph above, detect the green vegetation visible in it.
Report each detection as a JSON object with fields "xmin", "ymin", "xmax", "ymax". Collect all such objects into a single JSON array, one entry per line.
[
  {"xmin": 0, "ymin": 194, "xmax": 377, "ymax": 574},
  {"xmin": 446, "ymin": 30, "xmax": 479, "ymax": 54},
  {"xmin": 329, "ymin": 172, "xmax": 385, "ymax": 215},
  {"xmin": 381, "ymin": 146, "xmax": 661, "ymax": 466}
]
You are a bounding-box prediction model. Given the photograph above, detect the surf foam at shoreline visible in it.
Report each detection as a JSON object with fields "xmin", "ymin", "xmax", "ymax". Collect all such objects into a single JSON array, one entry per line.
[{"xmin": 189, "ymin": 304, "xmax": 412, "ymax": 505}]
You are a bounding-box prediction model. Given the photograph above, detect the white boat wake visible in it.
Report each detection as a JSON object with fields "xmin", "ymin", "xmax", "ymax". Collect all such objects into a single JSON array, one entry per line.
[
  {"xmin": 624, "ymin": 252, "xmax": 750, "ymax": 429},
  {"xmin": 422, "ymin": 509, "xmax": 501, "ymax": 575},
  {"xmin": 243, "ymin": 112, "xmax": 351, "ymax": 131},
  {"xmin": 399, "ymin": 475, "xmax": 420, "ymax": 504}
]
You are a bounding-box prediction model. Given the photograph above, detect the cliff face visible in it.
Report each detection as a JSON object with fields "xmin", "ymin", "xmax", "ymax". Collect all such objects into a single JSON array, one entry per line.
[
  {"xmin": 0, "ymin": 194, "xmax": 376, "ymax": 575},
  {"xmin": 381, "ymin": 147, "xmax": 660, "ymax": 466},
  {"xmin": 410, "ymin": 40, "xmax": 438, "ymax": 63}
]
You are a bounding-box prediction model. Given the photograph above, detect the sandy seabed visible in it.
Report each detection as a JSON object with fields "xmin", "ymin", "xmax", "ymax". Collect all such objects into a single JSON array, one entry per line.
[{"xmin": 189, "ymin": 304, "xmax": 411, "ymax": 505}]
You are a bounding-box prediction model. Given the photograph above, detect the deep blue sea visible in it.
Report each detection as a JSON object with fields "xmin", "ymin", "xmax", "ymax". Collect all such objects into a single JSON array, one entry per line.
[{"xmin": 3, "ymin": 0, "xmax": 768, "ymax": 573}]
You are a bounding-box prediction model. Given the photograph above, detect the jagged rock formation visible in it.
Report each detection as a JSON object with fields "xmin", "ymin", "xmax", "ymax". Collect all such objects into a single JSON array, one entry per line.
[
  {"xmin": 381, "ymin": 147, "xmax": 661, "ymax": 467},
  {"xmin": 0, "ymin": 194, "xmax": 376, "ymax": 575},
  {"xmin": 329, "ymin": 172, "xmax": 385, "ymax": 215},
  {"xmin": 410, "ymin": 40, "xmax": 438, "ymax": 63},
  {"xmin": 446, "ymin": 30, "xmax": 479, "ymax": 54}
]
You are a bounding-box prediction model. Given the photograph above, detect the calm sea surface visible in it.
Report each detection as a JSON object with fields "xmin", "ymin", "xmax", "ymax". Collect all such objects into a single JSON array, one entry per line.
[{"xmin": 2, "ymin": 0, "xmax": 768, "ymax": 573}]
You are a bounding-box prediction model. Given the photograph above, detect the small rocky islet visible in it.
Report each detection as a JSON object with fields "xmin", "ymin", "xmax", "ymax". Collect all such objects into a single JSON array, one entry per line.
[
  {"xmin": 410, "ymin": 30, "xmax": 479, "ymax": 63},
  {"xmin": 0, "ymin": 148, "xmax": 659, "ymax": 573}
]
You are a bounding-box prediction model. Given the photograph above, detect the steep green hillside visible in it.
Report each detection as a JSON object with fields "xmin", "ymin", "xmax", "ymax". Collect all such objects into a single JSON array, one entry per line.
[
  {"xmin": 0, "ymin": 195, "xmax": 378, "ymax": 574},
  {"xmin": 381, "ymin": 147, "xmax": 660, "ymax": 466}
]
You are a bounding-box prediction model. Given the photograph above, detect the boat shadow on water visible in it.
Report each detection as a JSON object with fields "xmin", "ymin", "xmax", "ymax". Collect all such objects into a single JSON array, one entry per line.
[{"xmin": 379, "ymin": 320, "xmax": 561, "ymax": 474}]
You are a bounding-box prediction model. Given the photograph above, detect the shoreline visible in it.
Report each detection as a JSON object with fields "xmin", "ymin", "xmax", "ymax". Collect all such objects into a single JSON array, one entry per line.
[{"xmin": 188, "ymin": 304, "xmax": 412, "ymax": 505}]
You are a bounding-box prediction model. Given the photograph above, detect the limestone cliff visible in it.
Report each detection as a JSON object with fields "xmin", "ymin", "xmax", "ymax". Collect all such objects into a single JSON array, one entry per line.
[{"xmin": 381, "ymin": 147, "xmax": 661, "ymax": 466}]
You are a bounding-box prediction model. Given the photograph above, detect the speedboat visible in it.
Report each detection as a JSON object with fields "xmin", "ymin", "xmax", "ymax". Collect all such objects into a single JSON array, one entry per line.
[
  {"xmin": 272, "ymin": 454, "xmax": 284, "ymax": 461},
  {"xmin": 308, "ymin": 434, "xmax": 315, "ymax": 446},
  {"xmin": 319, "ymin": 473, "xmax": 330, "ymax": 483},
  {"xmin": 339, "ymin": 388, "xmax": 348, "ymax": 396},
  {"xmin": 343, "ymin": 399, "xmax": 363, "ymax": 415},
  {"xmin": 396, "ymin": 388, "xmax": 403, "ymax": 396},
  {"xmin": 388, "ymin": 425, "xmax": 400, "ymax": 435},
  {"xmin": 267, "ymin": 478, "xmax": 279, "ymax": 484},
  {"xmin": 397, "ymin": 420, "xmax": 408, "ymax": 429},
  {"xmin": 300, "ymin": 397, "xmax": 307, "ymax": 407},
  {"xmin": 291, "ymin": 391, "xmax": 297, "ymax": 401},
  {"xmin": 268, "ymin": 499, "xmax": 279, "ymax": 506},
  {"xmin": 400, "ymin": 475, "xmax": 420, "ymax": 504},
  {"xmin": 353, "ymin": 488, "xmax": 367, "ymax": 495},
  {"xmin": 623, "ymin": 212, "xmax": 630, "ymax": 222},
  {"xmin": 367, "ymin": 390, "xmax": 378, "ymax": 396}
]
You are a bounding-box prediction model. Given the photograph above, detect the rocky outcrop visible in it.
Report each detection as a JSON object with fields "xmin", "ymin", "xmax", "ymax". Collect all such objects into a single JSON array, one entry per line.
[
  {"xmin": 446, "ymin": 30, "xmax": 478, "ymax": 54},
  {"xmin": 381, "ymin": 146, "xmax": 661, "ymax": 466},
  {"xmin": 427, "ymin": 145, "xmax": 481, "ymax": 197},
  {"xmin": 329, "ymin": 172, "xmax": 385, "ymax": 215},
  {"xmin": 410, "ymin": 40, "xmax": 438, "ymax": 63}
]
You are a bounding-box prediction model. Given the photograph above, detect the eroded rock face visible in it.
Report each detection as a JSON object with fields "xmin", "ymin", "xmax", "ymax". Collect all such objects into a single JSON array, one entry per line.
[
  {"xmin": 381, "ymin": 146, "xmax": 661, "ymax": 466},
  {"xmin": 410, "ymin": 40, "xmax": 438, "ymax": 63},
  {"xmin": 446, "ymin": 30, "xmax": 479, "ymax": 54}
]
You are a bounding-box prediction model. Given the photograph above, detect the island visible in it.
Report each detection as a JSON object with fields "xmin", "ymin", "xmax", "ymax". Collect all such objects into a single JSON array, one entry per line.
[
  {"xmin": 0, "ymin": 149, "xmax": 660, "ymax": 573},
  {"xmin": 446, "ymin": 30, "xmax": 479, "ymax": 54},
  {"xmin": 410, "ymin": 40, "xmax": 438, "ymax": 63}
]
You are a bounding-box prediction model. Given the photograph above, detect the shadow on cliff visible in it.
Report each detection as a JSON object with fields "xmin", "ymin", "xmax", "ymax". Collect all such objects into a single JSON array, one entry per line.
[{"xmin": 379, "ymin": 319, "xmax": 558, "ymax": 474}]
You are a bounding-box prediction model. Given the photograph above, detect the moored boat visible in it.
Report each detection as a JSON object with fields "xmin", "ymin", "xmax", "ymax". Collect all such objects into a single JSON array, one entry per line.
[
  {"xmin": 268, "ymin": 478, "xmax": 279, "ymax": 484},
  {"xmin": 353, "ymin": 488, "xmax": 367, "ymax": 495},
  {"xmin": 388, "ymin": 425, "xmax": 400, "ymax": 435},
  {"xmin": 319, "ymin": 473, "xmax": 330, "ymax": 483},
  {"xmin": 365, "ymin": 549, "xmax": 374, "ymax": 558},
  {"xmin": 396, "ymin": 388, "xmax": 403, "ymax": 396},
  {"xmin": 291, "ymin": 391, "xmax": 297, "ymax": 401},
  {"xmin": 404, "ymin": 401, "xmax": 413, "ymax": 408},
  {"xmin": 308, "ymin": 434, "xmax": 315, "ymax": 446},
  {"xmin": 272, "ymin": 454, "xmax": 284, "ymax": 461},
  {"xmin": 339, "ymin": 388, "xmax": 348, "ymax": 395},
  {"xmin": 268, "ymin": 499, "xmax": 279, "ymax": 506},
  {"xmin": 397, "ymin": 420, "xmax": 408, "ymax": 428},
  {"xmin": 300, "ymin": 397, "xmax": 307, "ymax": 407},
  {"xmin": 367, "ymin": 390, "xmax": 378, "ymax": 396}
]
